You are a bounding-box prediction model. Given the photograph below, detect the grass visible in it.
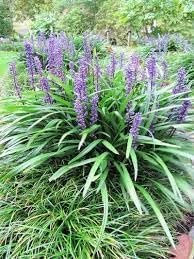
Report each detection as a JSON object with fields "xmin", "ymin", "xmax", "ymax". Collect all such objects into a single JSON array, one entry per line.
[
  {"xmin": 0, "ymin": 167, "xmax": 181, "ymax": 258},
  {"xmin": 0, "ymin": 51, "xmax": 17, "ymax": 76}
]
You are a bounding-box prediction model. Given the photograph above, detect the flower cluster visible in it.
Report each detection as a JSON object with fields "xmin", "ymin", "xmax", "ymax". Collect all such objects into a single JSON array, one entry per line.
[
  {"xmin": 9, "ymin": 33, "xmax": 191, "ymax": 144},
  {"xmin": 9, "ymin": 62, "xmax": 22, "ymax": 99},
  {"xmin": 24, "ymin": 41, "xmax": 35, "ymax": 90},
  {"xmin": 172, "ymin": 67, "xmax": 187, "ymax": 94}
]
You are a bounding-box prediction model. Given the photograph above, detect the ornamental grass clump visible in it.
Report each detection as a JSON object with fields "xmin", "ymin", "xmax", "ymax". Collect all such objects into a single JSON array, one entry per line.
[{"xmin": 1, "ymin": 33, "xmax": 194, "ymax": 251}]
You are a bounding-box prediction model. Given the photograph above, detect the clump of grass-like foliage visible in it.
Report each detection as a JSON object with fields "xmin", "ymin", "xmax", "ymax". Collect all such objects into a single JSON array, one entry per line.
[{"xmin": 0, "ymin": 33, "xmax": 194, "ymax": 257}]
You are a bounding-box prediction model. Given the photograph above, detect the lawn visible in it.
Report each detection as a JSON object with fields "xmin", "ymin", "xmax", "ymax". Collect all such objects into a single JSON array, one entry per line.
[{"xmin": 0, "ymin": 51, "xmax": 17, "ymax": 76}]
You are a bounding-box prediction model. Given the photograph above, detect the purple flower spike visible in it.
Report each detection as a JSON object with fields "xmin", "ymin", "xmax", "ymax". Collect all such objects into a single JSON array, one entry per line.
[
  {"xmin": 172, "ymin": 68, "xmax": 187, "ymax": 94},
  {"xmin": 9, "ymin": 62, "xmax": 22, "ymax": 99},
  {"xmin": 74, "ymin": 98, "xmax": 86, "ymax": 129},
  {"xmin": 34, "ymin": 56, "xmax": 43, "ymax": 75},
  {"xmin": 73, "ymin": 68, "xmax": 88, "ymax": 129},
  {"xmin": 125, "ymin": 64, "xmax": 135, "ymax": 94},
  {"xmin": 24, "ymin": 41, "xmax": 35, "ymax": 90},
  {"xmin": 48, "ymin": 36, "xmax": 65, "ymax": 81},
  {"xmin": 83, "ymin": 34, "xmax": 92, "ymax": 62},
  {"xmin": 177, "ymin": 100, "xmax": 191, "ymax": 122},
  {"xmin": 130, "ymin": 112, "xmax": 142, "ymax": 141},
  {"xmin": 131, "ymin": 54, "xmax": 140, "ymax": 79},
  {"xmin": 90, "ymin": 94, "xmax": 99, "ymax": 125},
  {"xmin": 40, "ymin": 77, "xmax": 53, "ymax": 104},
  {"xmin": 107, "ymin": 52, "xmax": 117, "ymax": 79},
  {"xmin": 37, "ymin": 32, "xmax": 47, "ymax": 53},
  {"xmin": 147, "ymin": 55, "xmax": 157, "ymax": 89}
]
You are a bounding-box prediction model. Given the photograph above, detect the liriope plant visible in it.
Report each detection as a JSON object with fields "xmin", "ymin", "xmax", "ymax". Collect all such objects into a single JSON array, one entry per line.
[{"xmin": 1, "ymin": 33, "xmax": 194, "ymax": 248}]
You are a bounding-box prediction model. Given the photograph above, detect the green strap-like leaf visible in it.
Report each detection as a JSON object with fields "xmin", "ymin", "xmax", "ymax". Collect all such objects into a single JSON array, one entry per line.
[
  {"xmin": 102, "ymin": 140, "xmax": 119, "ymax": 155},
  {"xmin": 49, "ymin": 157, "xmax": 97, "ymax": 181},
  {"xmin": 115, "ymin": 162, "xmax": 142, "ymax": 214},
  {"xmin": 130, "ymin": 148, "xmax": 138, "ymax": 181},
  {"xmin": 69, "ymin": 139, "xmax": 102, "ymax": 164},
  {"xmin": 93, "ymin": 182, "xmax": 108, "ymax": 256},
  {"xmin": 126, "ymin": 134, "xmax": 132, "ymax": 159},
  {"xmin": 83, "ymin": 152, "xmax": 109, "ymax": 197},
  {"xmin": 137, "ymin": 185, "xmax": 175, "ymax": 248}
]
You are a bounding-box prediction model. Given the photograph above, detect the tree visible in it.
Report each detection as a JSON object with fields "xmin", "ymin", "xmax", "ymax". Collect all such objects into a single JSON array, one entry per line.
[
  {"xmin": 13, "ymin": 0, "xmax": 53, "ymax": 19},
  {"xmin": 0, "ymin": 0, "xmax": 13, "ymax": 37}
]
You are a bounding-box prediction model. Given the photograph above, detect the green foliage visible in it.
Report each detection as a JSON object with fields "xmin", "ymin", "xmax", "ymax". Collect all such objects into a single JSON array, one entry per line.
[
  {"xmin": 13, "ymin": 0, "xmax": 53, "ymax": 19},
  {"xmin": 0, "ymin": 167, "xmax": 180, "ymax": 258},
  {"xmin": 166, "ymin": 52, "xmax": 194, "ymax": 88},
  {"xmin": 0, "ymin": 0, "xmax": 13, "ymax": 37},
  {"xmin": 0, "ymin": 40, "xmax": 23, "ymax": 52},
  {"xmin": 31, "ymin": 12, "xmax": 58, "ymax": 35},
  {"xmin": 1, "ymin": 55, "xmax": 194, "ymax": 248},
  {"xmin": 56, "ymin": 7, "xmax": 93, "ymax": 34}
]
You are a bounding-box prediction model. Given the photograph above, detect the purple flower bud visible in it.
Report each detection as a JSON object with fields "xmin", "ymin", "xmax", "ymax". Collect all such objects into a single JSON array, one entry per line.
[
  {"xmin": 40, "ymin": 77, "xmax": 53, "ymax": 104},
  {"xmin": 24, "ymin": 41, "xmax": 35, "ymax": 90},
  {"xmin": 107, "ymin": 52, "xmax": 117, "ymax": 79},
  {"xmin": 90, "ymin": 94, "xmax": 99, "ymax": 125},
  {"xmin": 125, "ymin": 64, "xmax": 135, "ymax": 94},
  {"xmin": 37, "ymin": 32, "xmax": 47, "ymax": 53},
  {"xmin": 130, "ymin": 112, "xmax": 142, "ymax": 141},
  {"xmin": 9, "ymin": 62, "xmax": 22, "ymax": 99},
  {"xmin": 48, "ymin": 36, "xmax": 65, "ymax": 81},
  {"xmin": 147, "ymin": 55, "xmax": 157, "ymax": 89},
  {"xmin": 83, "ymin": 34, "xmax": 92, "ymax": 62},
  {"xmin": 177, "ymin": 100, "xmax": 191, "ymax": 122},
  {"xmin": 74, "ymin": 98, "xmax": 86, "ymax": 129},
  {"xmin": 130, "ymin": 54, "xmax": 140, "ymax": 79},
  {"xmin": 172, "ymin": 68, "xmax": 187, "ymax": 94},
  {"xmin": 34, "ymin": 56, "xmax": 43, "ymax": 75}
]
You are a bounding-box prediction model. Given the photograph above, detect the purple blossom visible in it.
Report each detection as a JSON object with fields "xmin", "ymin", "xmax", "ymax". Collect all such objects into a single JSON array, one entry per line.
[
  {"xmin": 74, "ymin": 98, "xmax": 86, "ymax": 129},
  {"xmin": 177, "ymin": 100, "xmax": 191, "ymax": 122},
  {"xmin": 130, "ymin": 112, "xmax": 142, "ymax": 141},
  {"xmin": 172, "ymin": 68, "xmax": 187, "ymax": 94},
  {"xmin": 34, "ymin": 56, "xmax": 43, "ymax": 75},
  {"xmin": 9, "ymin": 62, "xmax": 22, "ymax": 99},
  {"xmin": 131, "ymin": 54, "xmax": 140, "ymax": 79},
  {"xmin": 48, "ymin": 36, "xmax": 65, "ymax": 80},
  {"xmin": 125, "ymin": 64, "xmax": 135, "ymax": 94},
  {"xmin": 73, "ymin": 68, "xmax": 88, "ymax": 129},
  {"xmin": 37, "ymin": 32, "xmax": 47, "ymax": 53},
  {"xmin": 107, "ymin": 52, "xmax": 117, "ymax": 79},
  {"xmin": 24, "ymin": 41, "xmax": 35, "ymax": 90},
  {"xmin": 83, "ymin": 34, "xmax": 92, "ymax": 62},
  {"xmin": 90, "ymin": 94, "xmax": 99, "ymax": 125},
  {"xmin": 40, "ymin": 77, "xmax": 53, "ymax": 104},
  {"xmin": 147, "ymin": 55, "xmax": 157, "ymax": 89}
]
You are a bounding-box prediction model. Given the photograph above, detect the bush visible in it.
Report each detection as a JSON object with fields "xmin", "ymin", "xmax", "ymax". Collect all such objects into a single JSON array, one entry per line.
[
  {"xmin": 0, "ymin": 40, "xmax": 23, "ymax": 52},
  {"xmin": 1, "ymin": 34, "xmax": 194, "ymax": 257},
  {"xmin": 31, "ymin": 12, "xmax": 58, "ymax": 36},
  {"xmin": 0, "ymin": 1, "xmax": 13, "ymax": 37}
]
